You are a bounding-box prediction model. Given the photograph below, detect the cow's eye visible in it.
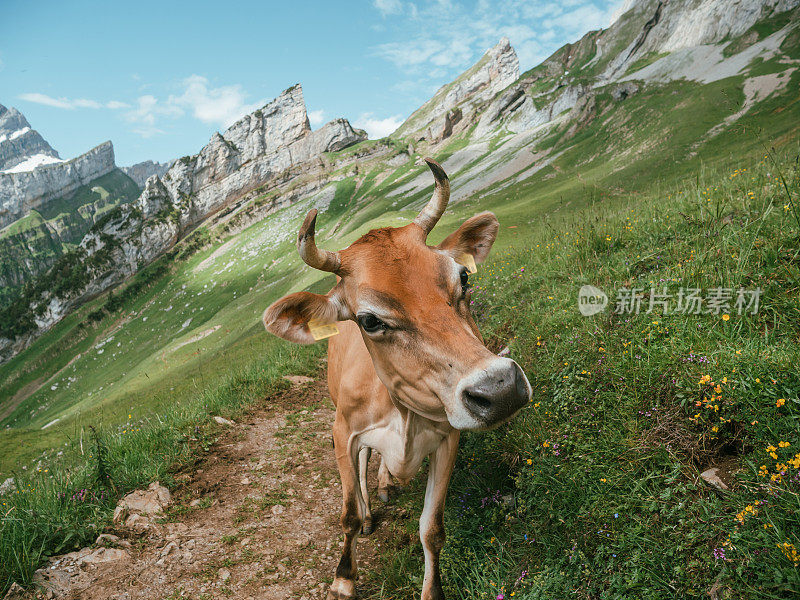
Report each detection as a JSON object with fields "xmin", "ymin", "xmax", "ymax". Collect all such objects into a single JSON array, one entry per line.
[
  {"xmin": 460, "ymin": 269, "xmax": 470, "ymax": 291},
  {"xmin": 358, "ymin": 313, "xmax": 386, "ymax": 334}
]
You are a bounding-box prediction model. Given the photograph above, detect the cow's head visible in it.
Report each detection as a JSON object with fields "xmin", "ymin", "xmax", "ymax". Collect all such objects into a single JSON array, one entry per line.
[{"xmin": 264, "ymin": 159, "xmax": 531, "ymax": 430}]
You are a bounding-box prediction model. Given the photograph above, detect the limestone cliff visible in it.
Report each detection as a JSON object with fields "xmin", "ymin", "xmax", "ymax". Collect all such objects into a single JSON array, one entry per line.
[
  {"xmin": 0, "ymin": 141, "xmax": 117, "ymax": 228},
  {"xmin": 0, "ymin": 168, "xmax": 141, "ymax": 290},
  {"xmin": 157, "ymin": 85, "xmax": 366, "ymax": 233},
  {"xmin": 599, "ymin": 0, "xmax": 800, "ymax": 81}
]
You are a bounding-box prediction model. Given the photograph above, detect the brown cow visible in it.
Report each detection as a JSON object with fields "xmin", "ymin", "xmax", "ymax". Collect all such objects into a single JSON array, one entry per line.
[{"xmin": 264, "ymin": 158, "xmax": 531, "ymax": 599}]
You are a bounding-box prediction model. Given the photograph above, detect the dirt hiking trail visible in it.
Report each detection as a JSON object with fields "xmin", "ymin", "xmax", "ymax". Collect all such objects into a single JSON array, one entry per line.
[{"xmin": 31, "ymin": 378, "xmax": 403, "ymax": 600}]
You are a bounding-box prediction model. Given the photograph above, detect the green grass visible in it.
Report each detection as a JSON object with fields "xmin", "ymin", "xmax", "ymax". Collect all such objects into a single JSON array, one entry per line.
[
  {"xmin": 365, "ymin": 149, "xmax": 800, "ymax": 599},
  {"xmin": 0, "ymin": 211, "xmax": 47, "ymax": 240},
  {"xmin": 5, "ymin": 141, "xmax": 798, "ymax": 597},
  {"xmin": 0, "ymin": 339, "xmax": 323, "ymax": 592}
]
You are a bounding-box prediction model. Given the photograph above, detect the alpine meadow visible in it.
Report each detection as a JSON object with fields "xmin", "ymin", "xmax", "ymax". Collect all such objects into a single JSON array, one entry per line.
[{"xmin": 2, "ymin": 0, "xmax": 800, "ymax": 598}]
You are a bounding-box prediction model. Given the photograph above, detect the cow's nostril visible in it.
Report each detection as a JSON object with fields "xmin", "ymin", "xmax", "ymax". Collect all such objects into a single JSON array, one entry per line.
[
  {"xmin": 464, "ymin": 390, "xmax": 491, "ymax": 410},
  {"xmin": 462, "ymin": 389, "xmax": 493, "ymax": 418}
]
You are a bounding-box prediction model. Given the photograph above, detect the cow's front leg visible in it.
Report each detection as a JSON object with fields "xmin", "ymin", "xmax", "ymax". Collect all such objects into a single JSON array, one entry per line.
[
  {"xmin": 329, "ymin": 420, "xmax": 365, "ymax": 600},
  {"xmin": 419, "ymin": 429, "xmax": 460, "ymax": 600},
  {"xmin": 358, "ymin": 446, "xmax": 374, "ymax": 534}
]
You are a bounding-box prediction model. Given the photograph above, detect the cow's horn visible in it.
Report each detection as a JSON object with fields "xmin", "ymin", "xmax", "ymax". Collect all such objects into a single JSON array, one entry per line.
[
  {"xmin": 413, "ymin": 158, "xmax": 450, "ymax": 235},
  {"xmin": 297, "ymin": 209, "xmax": 341, "ymax": 273}
]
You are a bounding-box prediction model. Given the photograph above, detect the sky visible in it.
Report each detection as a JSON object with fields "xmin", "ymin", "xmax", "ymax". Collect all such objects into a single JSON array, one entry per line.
[{"xmin": 0, "ymin": 0, "xmax": 625, "ymax": 167}]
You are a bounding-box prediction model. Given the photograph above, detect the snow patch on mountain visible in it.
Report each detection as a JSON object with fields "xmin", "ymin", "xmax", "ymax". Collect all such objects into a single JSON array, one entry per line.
[
  {"xmin": 0, "ymin": 127, "xmax": 32, "ymax": 144},
  {"xmin": 2, "ymin": 153, "xmax": 65, "ymax": 173}
]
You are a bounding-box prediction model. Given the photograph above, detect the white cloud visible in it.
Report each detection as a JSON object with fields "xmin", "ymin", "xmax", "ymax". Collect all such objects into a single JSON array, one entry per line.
[
  {"xmin": 391, "ymin": 80, "xmax": 421, "ymax": 94},
  {"xmin": 121, "ymin": 75, "xmax": 263, "ymax": 138},
  {"xmin": 18, "ymin": 93, "xmax": 86, "ymax": 109},
  {"xmin": 124, "ymin": 95, "xmax": 182, "ymax": 138},
  {"xmin": 371, "ymin": 0, "xmax": 623, "ymax": 83},
  {"xmin": 308, "ymin": 109, "xmax": 327, "ymax": 127},
  {"xmin": 168, "ymin": 75, "xmax": 262, "ymax": 128},
  {"xmin": 19, "ymin": 93, "xmax": 129, "ymax": 110},
  {"xmin": 373, "ymin": 30, "xmax": 478, "ymax": 77},
  {"xmin": 72, "ymin": 99, "xmax": 102, "ymax": 109},
  {"xmin": 373, "ymin": 39, "xmax": 446, "ymax": 69},
  {"xmin": 353, "ymin": 112, "xmax": 405, "ymax": 139},
  {"xmin": 374, "ymin": 0, "xmax": 403, "ymax": 16},
  {"xmin": 545, "ymin": 4, "xmax": 611, "ymax": 37}
]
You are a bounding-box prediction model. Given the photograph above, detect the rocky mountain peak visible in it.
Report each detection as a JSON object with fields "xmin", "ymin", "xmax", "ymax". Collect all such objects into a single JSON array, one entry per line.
[
  {"xmin": 0, "ymin": 83, "xmax": 368, "ymax": 354},
  {"xmin": 0, "ymin": 103, "xmax": 61, "ymax": 172},
  {"xmin": 0, "ymin": 104, "xmax": 30, "ymax": 134},
  {"xmin": 121, "ymin": 160, "xmax": 171, "ymax": 189},
  {"xmin": 394, "ymin": 37, "xmax": 519, "ymax": 142},
  {"xmin": 487, "ymin": 37, "xmax": 517, "ymax": 73},
  {"xmin": 222, "ymin": 84, "xmax": 310, "ymax": 164},
  {"xmin": 149, "ymin": 83, "xmax": 366, "ymax": 233}
]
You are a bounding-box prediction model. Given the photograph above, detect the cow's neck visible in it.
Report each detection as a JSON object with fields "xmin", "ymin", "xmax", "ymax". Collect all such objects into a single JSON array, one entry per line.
[
  {"xmin": 359, "ymin": 398, "xmax": 452, "ymax": 485},
  {"xmin": 395, "ymin": 403, "xmax": 450, "ymax": 452}
]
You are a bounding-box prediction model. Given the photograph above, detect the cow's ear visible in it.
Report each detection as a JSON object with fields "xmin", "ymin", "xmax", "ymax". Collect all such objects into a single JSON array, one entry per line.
[
  {"xmin": 263, "ymin": 291, "xmax": 346, "ymax": 344},
  {"xmin": 437, "ymin": 211, "xmax": 499, "ymax": 264}
]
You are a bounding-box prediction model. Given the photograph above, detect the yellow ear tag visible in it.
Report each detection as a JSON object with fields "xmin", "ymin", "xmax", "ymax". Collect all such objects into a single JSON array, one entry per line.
[
  {"xmin": 308, "ymin": 319, "xmax": 340, "ymax": 341},
  {"xmin": 456, "ymin": 252, "xmax": 478, "ymax": 274}
]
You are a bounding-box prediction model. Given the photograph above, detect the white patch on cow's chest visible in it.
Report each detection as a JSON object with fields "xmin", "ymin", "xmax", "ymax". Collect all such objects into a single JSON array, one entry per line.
[{"xmin": 358, "ymin": 411, "xmax": 448, "ymax": 484}]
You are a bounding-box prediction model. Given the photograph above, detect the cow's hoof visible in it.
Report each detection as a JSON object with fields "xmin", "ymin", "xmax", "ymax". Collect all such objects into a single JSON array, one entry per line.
[
  {"xmin": 328, "ymin": 577, "xmax": 356, "ymax": 599},
  {"xmin": 361, "ymin": 517, "xmax": 374, "ymax": 535},
  {"xmin": 377, "ymin": 487, "xmax": 390, "ymax": 503}
]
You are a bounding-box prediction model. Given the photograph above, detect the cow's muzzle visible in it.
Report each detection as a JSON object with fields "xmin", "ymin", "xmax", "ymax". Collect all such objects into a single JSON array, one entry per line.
[{"xmin": 456, "ymin": 358, "xmax": 531, "ymax": 428}]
